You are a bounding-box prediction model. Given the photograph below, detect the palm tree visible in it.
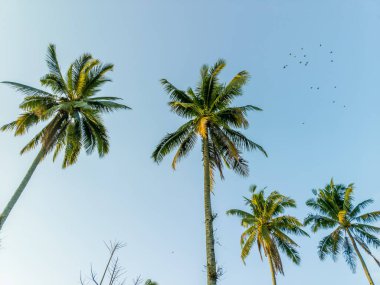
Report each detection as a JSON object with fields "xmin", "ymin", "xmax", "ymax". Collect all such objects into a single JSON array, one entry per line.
[
  {"xmin": 144, "ymin": 280, "xmax": 158, "ymax": 285},
  {"xmin": 0, "ymin": 44, "xmax": 129, "ymax": 231},
  {"xmin": 152, "ymin": 59, "xmax": 266, "ymax": 285},
  {"xmin": 305, "ymin": 179, "xmax": 380, "ymax": 285},
  {"xmin": 227, "ymin": 185, "xmax": 309, "ymax": 285}
]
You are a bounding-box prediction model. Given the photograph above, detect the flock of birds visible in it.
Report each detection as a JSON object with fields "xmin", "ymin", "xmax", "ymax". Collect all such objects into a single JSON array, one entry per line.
[
  {"xmin": 282, "ymin": 44, "xmax": 347, "ymax": 125},
  {"xmin": 283, "ymin": 44, "xmax": 334, "ymax": 70}
]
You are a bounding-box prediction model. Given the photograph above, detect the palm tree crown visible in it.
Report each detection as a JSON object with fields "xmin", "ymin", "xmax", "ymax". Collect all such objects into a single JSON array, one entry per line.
[
  {"xmin": 227, "ymin": 185, "xmax": 308, "ymax": 284},
  {"xmin": 305, "ymin": 179, "xmax": 380, "ymax": 283},
  {"xmin": 1, "ymin": 44, "xmax": 130, "ymax": 168},
  {"xmin": 144, "ymin": 280, "xmax": 158, "ymax": 285},
  {"xmin": 152, "ymin": 59, "xmax": 266, "ymax": 179}
]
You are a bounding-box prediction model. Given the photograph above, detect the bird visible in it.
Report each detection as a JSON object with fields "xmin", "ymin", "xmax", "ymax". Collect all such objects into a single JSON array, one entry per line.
[
  {"xmin": 331, "ymin": 60, "xmax": 334, "ymax": 62},
  {"xmin": 283, "ymin": 65, "xmax": 287, "ymax": 69},
  {"xmin": 305, "ymin": 62, "xmax": 309, "ymax": 66},
  {"xmin": 299, "ymin": 61, "xmax": 302, "ymax": 64},
  {"xmin": 320, "ymin": 44, "xmax": 322, "ymax": 47},
  {"xmin": 294, "ymin": 55, "xmax": 297, "ymax": 58},
  {"xmin": 301, "ymin": 48, "xmax": 304, "ymax": 50},
  {"xmin": 332, "ymin": 100, "xmax": 335, "ymax": 103},
  {"xmin": 330, "ymin": 51, "xmax": 333, "ymax": 54},
  {"xmin": 343, "ymin": 105, "xmax": 346, "ymax": 108},
  {"xmin": 302, "ymin": 122, "xmax": 305, "ymax": 125},
  {"xmin": 304, "ymin": 55, "xmax": 307, "ymax": 57},
  {"xmin": 289, "ymin": 53, "xmax": 292, "ymax": 56},
  {"xmin": 317, "ymin": 87, "xmax": 320, "ymax": 90},
  {"xmin": 310, "ymin": 86, "xmax": 313, "ymax": 89},
  {"xmin": 334, "ymin": 86, "xmax": 337, "ymax": 88}
]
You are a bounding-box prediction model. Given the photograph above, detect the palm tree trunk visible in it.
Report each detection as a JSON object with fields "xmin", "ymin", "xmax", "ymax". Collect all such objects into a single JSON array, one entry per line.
[
  {"xmin": 268, "ymin": 255, "xmax": 277, "ymax": 285},
  {"xmin": 347, "ymin": 231, "xmax": 375, "ymax": 285},
  {"xmin": 0, "ymin": 148, "xmax": 45, "ymax": 231},
  {"xmin": 202, "ymin": 136, "xmax": 217, "ymax": 285}
]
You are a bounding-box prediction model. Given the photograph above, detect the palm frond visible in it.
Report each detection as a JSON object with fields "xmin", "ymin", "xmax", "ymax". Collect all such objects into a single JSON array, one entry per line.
[
  {"xmin": 1, "ymin": 81, "xmax": 53, "ymax": 97},
  {"xmin": 40, "ymin": 73, "xmax": 67, "ymax": 94},
  {"xmin": 211, "ymin": 70, "xmax": 250, "ymax": 111},
  {"xmin": 342, "ymin": 236, "xmax": 357, "ymax": 272},
  {"xmin": 85, "ymin": 99, "xmax": 131, "ymax": 113},
  {"xmin": 304, "ymin": 214, "xmax": 338, "ymax": 232},
  {"xmin": 81, "ymin": 110, "xmax": 109, "ymax": 157},
  {"xmin": 241, "ymin": 230, "xmax": 257, "ymax": 263},
  {"xmin": 274, "ymin": 234, "xmax": 301, "ymax": 265},
  {"xmin": 46, "ymin": 44, "xmax": 67, "ymax": 93},
  {"xmin": 72, "ymin": 53, "xmax": 93, "ymax": 96},
  {"xmin": 160, "ymin": 79, "xmax": 193, "ymax": 103},
  {"xmin": 318, "ymin": 228, "xmax": 343, "ymax": 261},
  {"xmin": 171, "ymin": 132, "xmax": 197, "ymax": 169},
  {"xmin": 76, "ymin": 59, "xmax": 100, "ymax": 96},
  {"xmin": 62, "ymin": 117, "xmax": 82, "ymax": 168},
  {"xmin": 226, "ymin": 209, "xmax": 254, "ymax": 219},
  {"xmin": 152, "ymin": 121, "xmax": 194, "ymax": 163},
  {"xmin": 82, "ymin": 63, "xmax": 113, "ymax": 98},
  {"xmin": 355, "ymin": 236, "xmax": 380, "ymax": 267},
  {"xmin": 354, "ymin": 211, "xmax": 380, "ymax": 223},
  {"xmin": 350, "ymin": 199, "xmax": 374, "ymax": 219}
]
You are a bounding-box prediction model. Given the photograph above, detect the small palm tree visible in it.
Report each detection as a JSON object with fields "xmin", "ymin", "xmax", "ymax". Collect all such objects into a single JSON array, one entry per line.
[
  {"xmin": 144, "ymin": 280, "xmax": 158, "ymax": 285},
  {"xmin": 305, "ymin": 179, "xmax": 380, "ymax": 285},
  {"xmin": 227, "ymin": 185, "xmax": 308, "ymax": 285},
  {"xmin": 0, "ymin": 44, "xmax": 129, "ymax": 231},
  {"xmin": 152, "ymin": 59, "xmax": 266, "ymax": 285}
]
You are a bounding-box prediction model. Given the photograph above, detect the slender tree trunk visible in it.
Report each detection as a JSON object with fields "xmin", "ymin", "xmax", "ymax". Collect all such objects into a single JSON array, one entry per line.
[
  {"xmin": 100, "ymin": 245, "xmax": 118, "ymax": 285},
  {"xmin": 268, "ymin": 255, "xmax": 277, "ymax": 285},
  {"xmin": 202, "ymin": 136, "xmax": 217, "ymax": 285},
  {"xmin": 348, "ymin": 231, "xmax": 375, "ymax": 285},
  {"xmin": 0, "ymin": 148, "xmax": 45, "ymax": 231}
]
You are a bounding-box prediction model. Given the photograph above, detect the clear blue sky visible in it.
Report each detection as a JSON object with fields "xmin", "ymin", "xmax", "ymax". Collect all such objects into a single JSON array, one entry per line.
[{"xmin": 0, "ymin": 0, "xmax": 379, "ymax": 284}]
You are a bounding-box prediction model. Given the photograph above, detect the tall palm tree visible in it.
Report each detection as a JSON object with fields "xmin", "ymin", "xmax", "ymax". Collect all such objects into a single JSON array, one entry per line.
[
  {"xmin": 0, "ymin": 44, "xmax": 129, "ymax": 231},
  {"xmin": 152, "ymin": 59, "xmax": 266, "ymax": 285},
  {"xmin": 305, "ymin": 179, "xmax": 380, "ymax": 285},
  {"xmin": 227, "ymin": 185, "xmax": 309, "ymax": 285}
]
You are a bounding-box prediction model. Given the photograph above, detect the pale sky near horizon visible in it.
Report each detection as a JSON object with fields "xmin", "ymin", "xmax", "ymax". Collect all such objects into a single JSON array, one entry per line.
[{"xmin": 0, "ymin": 0, "xmax": 379, "ymax": 284}]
